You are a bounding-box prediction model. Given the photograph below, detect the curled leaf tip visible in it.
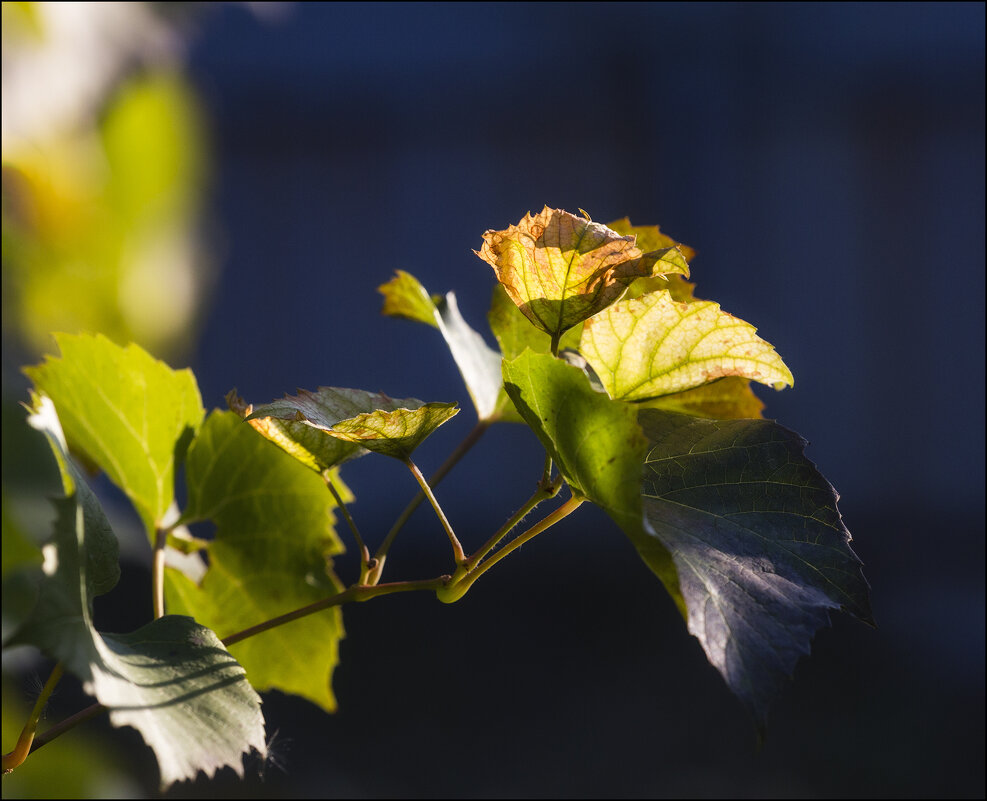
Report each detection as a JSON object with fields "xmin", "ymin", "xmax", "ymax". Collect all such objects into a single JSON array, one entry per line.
[
  {"xmin": 379, "ymin": 270, "xmax": 440, "ymax": 327},
  {"xmin": 226, "ymin": 389, "xmax": 252, "ymax": 418}
]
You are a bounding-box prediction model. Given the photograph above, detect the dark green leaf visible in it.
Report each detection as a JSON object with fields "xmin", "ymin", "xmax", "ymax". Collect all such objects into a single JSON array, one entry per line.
[{"xmin": 638, "ymin": 409, "xmax": 872, "ymax": 726}]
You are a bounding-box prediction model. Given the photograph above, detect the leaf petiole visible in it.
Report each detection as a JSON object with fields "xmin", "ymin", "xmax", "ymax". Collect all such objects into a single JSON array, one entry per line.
[
  {"xmin": 322, "ymin": 469, "xmax": 373, "ymax": 583},
  {"xmin": 2, "ymin": 662, "xmax": 64, "ymax": 773},
  {"xmin": 437, "ymin": 493, "xmax": 584, "ymax": 604},
  {"xmin": 220, "ymin": 577, "xmax": 448, "ymax": 647},
  {"xmin": 152, "ymin": 528, "xmax": 167, "ymax": 619},
  {"xmin": 460, "ymin": 472, "xmax": 562, "ymax": 576},
  {"xmin": 369, "ymin": 420, "xmax": 488, "ymax": 584},
  {"xmin": 403, "ymin": 458, "xmax": 466, "ymax": 566}
]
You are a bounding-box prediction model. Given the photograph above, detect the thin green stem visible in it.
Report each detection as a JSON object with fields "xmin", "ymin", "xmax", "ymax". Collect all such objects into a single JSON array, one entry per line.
[
  {"xmin": 152, "ymin": 528, "xmax": 167, "ymax": 619},
  {"xmin": 463, "ymin": 474, "xmax": 562, "ymax": 573},
  {"xmin": 369, "ymin": 420, "xmax": 488, "ymax": 584},
  {"xmin": 322, "ymin": 469, "xmax": 374, "ymax": 583},
  {"xmin": 438, "ymin": 494, "xmax": 585, "ymax": 604},
  {"xmin": 221, "ymin": 577, "xmax": 448, "ymax": 647},
  {"xmin": 404, "ymin": 458, "xmax": 466, "ymax": 566},
  {"xmin": 3, "ymin": 662, "xmax": 64, "ymax": 772},
  {"xmin": 539, "ymin": 452, "xmax": 554, "ymax": 488}
]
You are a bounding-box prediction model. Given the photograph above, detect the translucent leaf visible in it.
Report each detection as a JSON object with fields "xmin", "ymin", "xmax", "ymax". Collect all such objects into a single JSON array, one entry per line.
[
  {"xmin": 638, "ymin": 410, "xmax": 872, "ymax": 727},
  {"xmin": 501, "ymin": 352, "xmax": 647, "ymax": 534},
  {"xmin": 241, "ymin": 387, "xmax": 424, "ymax": 471},
  {"xmin": 22, "ymin": 333, "xmax": 204, "ymax": 534},
  {"xmin": 476, "ymin": 207, "xmax": 689, "ymax": 346},
  {"xmin": 323, "ymin": 403, "xmax": 460, "ymax": 461},
  {"xmin": 165, "ymin": 410, "xmax": 347, "ymax": 712},
  {"xmin": 580, "ymin": 291, "xmax": 794, "ymax": 402},
  {"xmin": 11, "ymin": 396, "xmax": 265, "ymax": 789},
  {"xmin": 487, "ymin": 284, "xmax": 582, "ymax": 361},
  {"xmin": 380, "ymin": 271, "xmax": 511, "ymax": 421},
  {"xmin": 378, "ymin": 269, "xmax": 440, "ymax": 328}
]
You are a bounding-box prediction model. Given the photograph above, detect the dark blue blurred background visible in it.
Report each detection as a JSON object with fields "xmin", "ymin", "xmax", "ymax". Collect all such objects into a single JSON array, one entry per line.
[{"xmin": 103, "ymin": 2, "xmax": 987, "ymax": 797}]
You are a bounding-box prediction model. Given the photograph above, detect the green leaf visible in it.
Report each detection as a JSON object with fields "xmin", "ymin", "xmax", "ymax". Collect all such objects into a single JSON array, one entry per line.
[
  {"xmin": 477, "ymin": 207, "xmax": 689, "ymax": 347},
  {"xmin": 165, "ymin": 410, "xmax": 347, "ymax": 713},
  {"xmin": 500, "ymin": 351, "xmax": 646, "ymax": 534},
  {"xmin": 241, "ymin": 386, "xmax": 424, "ymax": 471},
  {"xmin": 579, "ymin": 291, "xmax": 794, "ymax": 402},
  {"xmin": 501, "ymin": 350, "xmax": 683, "ymax": 607},
  {"xmin": 380, "ymin": 270, "xmax": 512, "ymax": 422},
  {"xmin": 324, "ymin": 403, "xmax": 460, "ymax": 460},
  {"xmin": 638, "ymin": 409, "xmax": 873, "ymax": 727},
  {"xmin": 22, "ymin": 333, "xmax": 204, "ymax": 534},
  {"xmin": 378, "ymin": 269, "xmax": 440, "ymax": 328},
  {"xmin": 12, "ymin": 396, "xmax": 265, "ymax": 789}
]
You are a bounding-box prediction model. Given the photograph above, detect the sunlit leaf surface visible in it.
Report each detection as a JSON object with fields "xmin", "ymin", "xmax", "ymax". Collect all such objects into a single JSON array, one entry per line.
[
  {"xmin": 379, "ymin": 269, "xmax": 440, "ymax": 328},
  {"xmin": 324, "ymin": 402, "xmax": 460, "ymax": 460},
  {"xmin": 580, "ymin": 291, "xmax": 794, "ymax": 401},
  {"xmin": 477, "ymin": 207, "xmax": 689, "ymax": 344},
  {"xmin": 23, "ymin": 333, "xmax": 203, "ymax": 534},
  {"xmin": 166, "ymin": 410, "xmax": 347, "ymax": 713},
  {"xmin": 501, "ymin": 352, "xmax": 646, "ymax": 532},
  {"xmin": 242, "ymin": 387, "xmax": 423, "ymax": 471}
]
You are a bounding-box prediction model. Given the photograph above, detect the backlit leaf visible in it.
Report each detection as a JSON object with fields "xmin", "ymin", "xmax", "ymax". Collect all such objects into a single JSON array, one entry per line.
[
  {"xmin": 12, "ymin": 396, "xmax": 265, "ymax": 789},
  {"xmin": 501, "ymin": 351, "xmax": 647, "ymax": 535},
  {"xmin": 487, "ymin": 283, "xmax": 582, "ymax": 360},
  {"xmin": 324, "ymin": 402, "xmax": 460, "ymax": 461},
  {"xmin": 638, "ymin": 409, "xmax": 873, "ymax": 726},
  {"xmin": 166, "ymin": 410, "xmax": 347, "ymax": 713},
  {"xmin": 378, "ymin": 269, "xmax": 440, "ymax": 328},
  {"xmin": 580, "ymin": 291, "xmax": 794, "ymax": 402},
  {"xmin": 22, "ymin": 333, "xmax": 204, "ymax": 534},
  {"xmin": 477, "ymin": 207, "xmax": 689, "ymax": 346},
  {"xmin": 242, "ymin": 387, "xmax": 423, "ymax": 471}
]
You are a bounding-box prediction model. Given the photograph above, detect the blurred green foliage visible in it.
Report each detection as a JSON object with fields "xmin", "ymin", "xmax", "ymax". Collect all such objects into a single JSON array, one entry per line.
[{"xmin": 2, "ymin": 71, "xmax": 209, "ymax": 360}]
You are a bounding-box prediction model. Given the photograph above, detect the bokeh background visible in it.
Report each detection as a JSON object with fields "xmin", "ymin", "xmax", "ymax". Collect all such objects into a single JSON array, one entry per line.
[{"xmin": 2, "ymin": 2, "xmax": 983, "ymax": 798}]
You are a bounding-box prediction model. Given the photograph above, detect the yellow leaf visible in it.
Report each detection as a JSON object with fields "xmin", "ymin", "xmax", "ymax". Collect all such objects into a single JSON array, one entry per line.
[
  {"xmin": 580, "ymin": 291, "xmax": 793, "ymax": 401},
  {"xmin": 476, "ymin": 207, "xmax": 689, "ymax": 349}
]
